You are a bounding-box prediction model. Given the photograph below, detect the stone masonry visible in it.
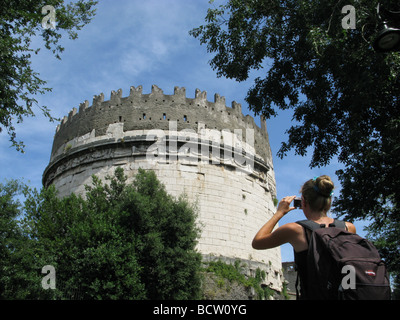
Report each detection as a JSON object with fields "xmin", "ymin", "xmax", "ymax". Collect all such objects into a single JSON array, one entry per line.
[{"xmin": 42, "ymin": 85, "xmax": 283, "ymax": 291}]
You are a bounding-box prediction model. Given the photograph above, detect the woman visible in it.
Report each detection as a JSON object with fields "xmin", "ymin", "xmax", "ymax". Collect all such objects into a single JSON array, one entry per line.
[{"xmin": 252, "ymin": 175, "xmax": 356, "ymax": 298}]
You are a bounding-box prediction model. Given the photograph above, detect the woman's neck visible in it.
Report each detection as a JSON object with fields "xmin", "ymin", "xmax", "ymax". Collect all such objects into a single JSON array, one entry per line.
[{"xmin": 306, "ymin": 210, "xmax": 331, "ymax": 223}]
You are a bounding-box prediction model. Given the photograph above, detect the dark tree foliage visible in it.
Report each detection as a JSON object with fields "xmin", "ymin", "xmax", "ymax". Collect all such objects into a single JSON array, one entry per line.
[
  {"xmin": 0, "ymin": 0, "xmax": 98, "ymax": 151},
  {"xmin": 0, "ymin": 168, "xmax": 202, "ymax": 299},
  {"xmin": 191, "ymin": 0, "xmax": 400, "ymax": 292}
]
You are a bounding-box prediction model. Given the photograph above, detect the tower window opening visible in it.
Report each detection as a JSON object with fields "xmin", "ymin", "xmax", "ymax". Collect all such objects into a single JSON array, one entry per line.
[
  {"xmin": 183, "ymin": 115, "xmax": 187, "ymax": 122},
  {"xmin": 143, "ymin": 113, "xmax": 146, "ymax": 120},
  {"xmin": 163, "ymin": 113, "xmax": 166, "ymax": 120}
]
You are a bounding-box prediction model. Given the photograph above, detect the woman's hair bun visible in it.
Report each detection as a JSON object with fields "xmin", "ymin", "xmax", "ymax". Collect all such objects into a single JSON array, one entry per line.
[{"xmin": 315, "ymin": 175, "xmax": 334, "ymax": 197}]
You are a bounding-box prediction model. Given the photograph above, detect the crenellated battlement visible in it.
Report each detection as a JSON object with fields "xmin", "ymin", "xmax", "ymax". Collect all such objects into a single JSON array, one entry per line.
[
  {"xmin": 51, "ymin": 85, "xmax": 271, "ymax": 163},
  {"xmin": 57, "ymin": 85, "xmax": 253, "ymax": 131}
]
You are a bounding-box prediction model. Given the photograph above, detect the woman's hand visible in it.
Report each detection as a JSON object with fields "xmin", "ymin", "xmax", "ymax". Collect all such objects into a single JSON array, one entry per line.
[{"xmin": 276, "ymin": 195, "xmax": 297, "ymax": 216}]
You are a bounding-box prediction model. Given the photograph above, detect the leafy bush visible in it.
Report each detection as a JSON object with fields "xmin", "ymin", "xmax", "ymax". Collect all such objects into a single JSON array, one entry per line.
[{"xmin": 0, "ymin": 168, "xmax": 202, "ymax": 299}]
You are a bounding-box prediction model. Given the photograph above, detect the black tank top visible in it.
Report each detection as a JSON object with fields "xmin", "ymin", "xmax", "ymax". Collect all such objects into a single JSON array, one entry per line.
[{"xmin": 294, "ymin": 239, "xmax": 310, "ymax": 299}]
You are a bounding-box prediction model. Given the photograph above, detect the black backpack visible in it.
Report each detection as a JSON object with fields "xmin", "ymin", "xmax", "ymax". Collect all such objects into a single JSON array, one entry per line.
[{"xmin": 295, "ymin": 219, "xmax": 391, "ymax": 300}]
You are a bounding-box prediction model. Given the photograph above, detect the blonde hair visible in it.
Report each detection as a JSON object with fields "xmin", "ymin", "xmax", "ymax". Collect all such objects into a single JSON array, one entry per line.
[{"xmin": 300, "ymin": 175, "xmax": 334, "ymax": 213}]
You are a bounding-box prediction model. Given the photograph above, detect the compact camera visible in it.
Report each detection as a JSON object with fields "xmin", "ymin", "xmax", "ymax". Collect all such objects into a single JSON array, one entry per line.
[{"xmin": 293, "ymin": 197, "xmax": 302, "ymax": 209}]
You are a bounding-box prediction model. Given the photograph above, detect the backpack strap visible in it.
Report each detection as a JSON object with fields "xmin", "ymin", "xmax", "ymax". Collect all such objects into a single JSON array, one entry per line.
[
  {"xmin": 296, "ymin": 219, "xmax": 322, "ymax": 231},
  {"xmin": 330, "ymin": 219, "xmax": 347, "ymax": 230},
  {"xmin": 296, "ymin": 219, "xmax": 347, "ymax": 231}
]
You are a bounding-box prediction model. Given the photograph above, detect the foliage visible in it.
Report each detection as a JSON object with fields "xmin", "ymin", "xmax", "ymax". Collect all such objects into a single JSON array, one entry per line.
[
  {"xmin": 0, "ymin": 0, "xmax": 98, "ymax": 152},
  {"xmin": 191, "ymin": 0, "xmax": 400, "ymax": 286},
  {"xmin": 204, "ymin": 259, "xmax": 274, "ymax": 300},
  {"xmin": 365, "ymin": 217, "xmax": 400, "ymax": 298},
  {"xmin": 0, "ymin": 168, "xmax": 202, "ymax": 299},
  {"xmin": 0, "ymin": 179, "xmax": 39, "ymax": 299}
]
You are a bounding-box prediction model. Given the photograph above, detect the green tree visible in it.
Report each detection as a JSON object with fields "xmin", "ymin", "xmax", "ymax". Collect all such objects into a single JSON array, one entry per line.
[
  {"xmin": 115, "ymin": 168, "xmax": 202, "ymax": 299},
  {"xmin": 365, "ymin": 217, "xmax": 400, "ymax": 298},
  {"xmin": 0, "ymin": 179, "xmax": 29, "ymax": 298},
  {"xmin": 0, "ymin": 0, "xmax": 98, "ymax": 152},
  {"xmin": 22, "ymin": 179, "xmax": 147, "ymax": 300},
  {"xmin": 0, "ymin": 179, "xmax": 50, "ymax": 299},
  {"xmin": 191, "ymin": 0, "xmax": 400, "ymax": 290},
  {"xmin": 1, "ymin": 168, "xmax": 202, "ymax": 299}
]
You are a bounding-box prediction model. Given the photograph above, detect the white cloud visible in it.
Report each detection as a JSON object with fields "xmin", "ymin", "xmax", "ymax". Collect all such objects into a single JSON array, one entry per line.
[
  {"xmin": 120, "ymin": 48, "xmax": 154, "ymax": 76},
  {"xmin": 115, "ymin": 0, "xmax": 206, "ymax": 78}
]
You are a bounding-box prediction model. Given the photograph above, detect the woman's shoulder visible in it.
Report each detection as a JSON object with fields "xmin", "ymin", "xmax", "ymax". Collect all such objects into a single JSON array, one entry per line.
[
  {"xmin": 281, "ymin": 222, "xmax": 304, "ymax": 233},
  {"xmin": 281, "ymin": 222, "xmax": 308, "ymax": 252},
  {"xmin": 280, "ymin": 222, "xmax": 307, "ymax": 242},
  {"xmin": 344, "ymin": 221, "xmax": 356, "ymax": 233}
]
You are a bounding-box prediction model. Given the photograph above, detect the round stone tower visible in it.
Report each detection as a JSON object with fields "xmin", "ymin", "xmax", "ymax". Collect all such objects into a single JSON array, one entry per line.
[{"xmin": 43, "ymin": 85, "xmax": 283, "ymax": 291}]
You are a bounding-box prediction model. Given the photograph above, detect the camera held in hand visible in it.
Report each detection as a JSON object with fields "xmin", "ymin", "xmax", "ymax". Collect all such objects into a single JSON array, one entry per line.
[{"xmin": 293, "ymin": 197, "xmax": 302, "ymax": 209}]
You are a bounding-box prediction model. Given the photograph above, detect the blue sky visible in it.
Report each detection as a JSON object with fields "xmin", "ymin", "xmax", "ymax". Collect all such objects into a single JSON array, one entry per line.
[{"xmin": 0, "ymin": 0, "xmax": 368, "ymax": 262}]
